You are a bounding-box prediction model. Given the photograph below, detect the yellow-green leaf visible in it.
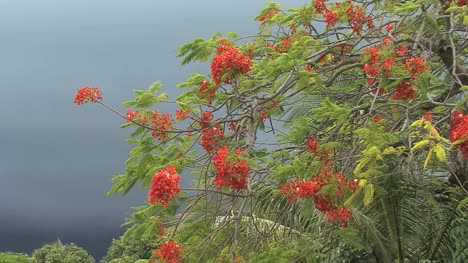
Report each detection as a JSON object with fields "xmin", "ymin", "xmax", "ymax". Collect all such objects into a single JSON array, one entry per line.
[
  {"xmin": 412, "ymin": 139, "xmax": 431, "ymax": 152},
  {"xmin": 363, "ymin": 184, "xmax": 374, "ymax": 207},
  {"xmin": 424, "ymin": 151, "xmax": 432, "ymax": 168},
  {"xmin": 428, "ymin": 126, "xmax": 441, "ymax": 140},
  {"xmin": 410, "ymin": 119, "xmax": 424, "ymax": 128},
  {"xmin": 433, "ymin": 144, "xmax": 447, "ymax": 162}
]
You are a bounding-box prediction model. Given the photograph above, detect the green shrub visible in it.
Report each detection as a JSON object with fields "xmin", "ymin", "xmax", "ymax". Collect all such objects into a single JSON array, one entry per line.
[
  {"xmin": 31, "ymin": 240, "xmax": 95, "ymax": 263},
  {"xmin": 101, "ymin": 225, "xmax": 161, "ymax": 263},
  {"xmin": 0, "ymin": 252, "xmax": 31, "ymax": 263}
]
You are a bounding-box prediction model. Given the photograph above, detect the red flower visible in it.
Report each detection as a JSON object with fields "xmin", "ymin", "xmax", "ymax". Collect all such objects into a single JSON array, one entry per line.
[
  {"xmin": 275, "ymin": 37, "xmax": 292, "ymax": 53},
  {"xmin": 201, "ymin": 111, "xmax": 214, "ymax": 129},
  {"xmin": 405, "ymin": 57, "xmax": 430, "ymax": 78},
  {"xmin": 326, "ymin": 208, "xmax": 353, "ymax": 227},
  {"xmin": 386, "ymin": 23, "xmax": 395, "ymax": 33},
  {"xmin": 213, "ymin": 146, "xmax": 250, "ymax": 190},
  {"xmin": 201, "ymin": 125, "xmax": 224, "ymax": 154},
  {"xmin": 158, "ymin": 224, "xmax": 165, "ymax": 239},
  {"xmin": 126, "ymin": 109, "xmax": 140, "ymax": 123},
  {"xmin": 307, "ymin": 136, "xmax": 320, "ymax": 155},
  {"xmin": 423, "ymin": 111, "xmax": 432, "ymax": 122},
  {"xmin": 396, "ymin": 45, "xmax": 409, "ymax": 57},
  {"xmin": 298, "ymin": 180, "xmax": 321, "ymax": 199},
  {"xmin": 211, "ymin": 40, "xmax": 252, "ymax": 85},
  {"xmin": 374, "ymin": 115, "xmax": 385, "ymax": 123},
  {"xmin": 450, "ymin": 111, "xmax": 468, "ymax": 160},
  {"xmin": 383, "ymin": 57, "xmax": 396, "ymax": 77},
  {"xmin": 258, "ymin": 9, "xmax": 279, "ymax": 23},
  {"xmin": 199, "ymin": 80, "xmax": 217, "ymax": 103},
  {"xmin": 148, "ymin": 166, "xmax": 182, "ymax": 208},
  {"xmin": 151, "ymin": 111, "xmax": 174, "ymax": 141},
  {"xmin": 392, "ymin": 80, "xmax": 416, "ymax": 101},
  {"xmin": 155, "ymin": 241, "xmax": 183, "ymax": 263},
  {"xmin": 324, "ymin": 9, "xmax": 338, "ymax": 28},
  {"xmin": 259, "ymin": 101, "xmax": 280, "ymax": 122},
  {"xmin": 383, "ymin": 38, "xmax": 392, "ymax": 46},
  {"xmin": 280, "ymin": 179, "xmax": 302, "ymax": 203},
  {"xmin": 175, "ymin": 109, "xmax": 191, "ymax": 121},
  {"xmin": 314, "ymin": 0, "xmax": 327, "ymax": 14},
  {"xmin": 74, "ymin": 86, "xmax": 102, "ymax": 105},
  {"xmin": 346, "ymin": 3, "xmax": 366, "ymax": 34}
]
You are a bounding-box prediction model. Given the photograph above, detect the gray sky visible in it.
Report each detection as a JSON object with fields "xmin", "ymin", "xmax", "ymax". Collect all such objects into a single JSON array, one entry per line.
[{"xmin": 0, "ymin": 0, "xmax": 282, "ymax": 260}]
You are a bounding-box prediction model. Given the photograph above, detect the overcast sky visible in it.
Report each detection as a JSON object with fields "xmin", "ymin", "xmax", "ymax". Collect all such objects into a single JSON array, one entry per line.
[{"xmin": 0, "ymin": 0, "xmax": 292, "ymax": 260}]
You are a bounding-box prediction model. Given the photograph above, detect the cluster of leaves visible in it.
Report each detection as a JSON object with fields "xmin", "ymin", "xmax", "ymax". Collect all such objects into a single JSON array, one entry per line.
[
  {"xmin": 75, "ymin": 0, "xmax": 468, "ymax": 262},
  {"xmin": 0, "ymin": 252, "xmax": 31, "ymax": 263},
  {"xmin": 31, "ymin": 240, "xmax": 95, "ymax": 263}
]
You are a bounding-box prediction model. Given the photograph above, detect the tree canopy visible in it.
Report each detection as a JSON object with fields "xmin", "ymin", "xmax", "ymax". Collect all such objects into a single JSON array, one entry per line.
[{"xmin": 76, "ymin": 0, "xmax": 468, "ymax": 262}]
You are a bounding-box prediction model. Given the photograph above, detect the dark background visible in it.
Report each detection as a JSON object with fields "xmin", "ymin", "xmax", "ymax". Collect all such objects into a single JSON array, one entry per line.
[{"xmin": 0, "ymin": 0, "xmax": 286, "ymax": 260}]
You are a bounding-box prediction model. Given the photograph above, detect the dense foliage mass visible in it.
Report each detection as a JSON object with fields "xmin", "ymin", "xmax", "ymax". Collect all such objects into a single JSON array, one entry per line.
[
  {"xmin": 31, "ymin": 241, "xmax": 95, "ymax": 263},
  {"xmin": 0, "ymin": 252, "xmax": 31, "ymax": 263},
  {"xmin": 76, "ymin": 0, "xmax": 467, "ymax": 262}
]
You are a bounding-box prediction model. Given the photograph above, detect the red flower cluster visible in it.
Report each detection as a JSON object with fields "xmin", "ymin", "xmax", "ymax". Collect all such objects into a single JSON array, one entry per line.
[
  {"xmin": 374, "ymin": 115, "xmax": 385, "ymax": 123},
  {"xmin": 211, "ymin": 40, "xmax": 252, "ymax": 85},
  {"xmin": 404, "ymin": 57, "xmax": 430, "ymax": 78},
  {"xmin": 201, "ymin": 125, "xmax": 224, "ymax": 154},
  {"xmin": 383, "ymin": 38, "xmax": 392, "ymax": 46},
  {"xmin": 279, "ymin": 168, "xmax": 358, "ymax": 227},
  {"xmin": 74, "ymin": 86, "xmax": 102, "ymax": 105},
  {"xmin": 327, "ymin": 208, "xmax": 353, "ymax": 227},
  {"xmin": 346, "ymin": 3, "xmax": 367, "ymax": 34},
  {"xmin": 275, "ymin": 37, "xmax": 292, "ymax": 53},
  {"xmin": 200, "ymin": 111, "xmax": 224, "ymax": 154},
  {"xmin": 175, "ymin": 109, "xmax": 191, "ymax": 121},
  {"xmin": 307, "ymin": 136, "xmax": 320, "ymax": 155},
  {"xmin": 386, "ymin": 23, "xmax": 395, "ymax": 33},
  {"xmin": 383, "ymin": 57, "xmax": 396, "ymax": 77},
  {"xmin": 154, "ymin": 241, "xmax": 183, "ymax": 263},
  {"xmin": 423, "ymin": 111, "xmax": 432, "ymax": 122},
  {"xmin": 314, "ymin": 0, "xmax": 327, "ymax": 14},
  {"xmin": 450, "ymin": 111, "xmax": 468, "ymax": 160},
  {"xmin": 324, "ymin": 9, "xmax": 339, "ymax": 28},
  {"xmin": 199, "ymin": 80, "xmax": 217, "ymax": 103},
  {"xmin": 213, "ymin": 147, "xmax": 250, "ymax": 190},
  {"xmin": 148, "ymin": 166, "xmax": 182, "ymax": 208},
  {"xmin": 201, "ymin": 111, "xmax": 214, "ymax": 129},
  {"xmin": 258, "ymin": 9, "xmax": 279, "ymax": 23},
  {"xmin": 151, "ymin": 111, "xmax": 174, "ymax": 141},
  {"xmin": 259, "ymin": 101, "xmax": 280, "ymax": 122},
  {"xmin": 362, "ymin": 46, "xmax": 382, "ymax": 89},
  {"xmin": 448, "ymin": 0, "xmax": 467, "ymax": 7},
  {"xmin": 396, "ymin": 45, "xmax": 409, "ymax": 57},
  {"xmin": 126, "ymin": 109, "xmax": 140, "ymax": 123},
  {"xmin": 392, "ymin": 80, "xmax": 416, "ymax": 101}
]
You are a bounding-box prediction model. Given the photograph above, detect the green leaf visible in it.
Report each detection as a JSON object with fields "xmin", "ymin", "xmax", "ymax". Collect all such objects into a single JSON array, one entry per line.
[
  {"xmin": 433, "ymin": 143, "xmax": 447, "ymax": 162},
  {"xmin": 394, "ymin": 2, "xmax": 420, "ymax": 14},
  {"xmin": 424, "ymin": 151, "xmax": 432, "ymax": 168},
  {"xmin": 412, "ymin": 139, "xmax": 431, "ymax": 152},
  {"xmin": 363, "ymin": 184, "xmax": 375, "ymax": 207}
]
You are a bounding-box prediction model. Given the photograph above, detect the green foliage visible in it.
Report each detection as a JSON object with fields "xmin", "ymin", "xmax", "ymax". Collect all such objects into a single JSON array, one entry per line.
[
  {"xmin": 31, "ymin": 241, "xmax": 94, "ymax": 263},
  {"xmin": 101, "ymin": 224, "xmax": 161, "ymax": 263},
  {"xmin": 76, "ymin": 0, "xmax": 468, "ymax": 262},
  {"xmin": 0, "ymin": 252, "xmax": 31, "ymax": 263}
]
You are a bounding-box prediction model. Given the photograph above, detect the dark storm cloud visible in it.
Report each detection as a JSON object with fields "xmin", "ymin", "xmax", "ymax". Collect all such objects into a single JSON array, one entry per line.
[{"xmin": 0, "ymin": 0, "xmax": 275, "ymax": 260}]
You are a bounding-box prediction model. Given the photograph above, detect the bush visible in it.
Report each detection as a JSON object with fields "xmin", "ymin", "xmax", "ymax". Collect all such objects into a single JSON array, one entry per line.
[
  {"xmin": 0, "ymin": 252, "xmax": 31, "ymax": 263},
  {"xmin": 31, "ymin": 241, "xmax": 95, "ymax": 263},
  {"xmin": 101, "ymin": 226, "xmax": 160, "ymax": 263}
]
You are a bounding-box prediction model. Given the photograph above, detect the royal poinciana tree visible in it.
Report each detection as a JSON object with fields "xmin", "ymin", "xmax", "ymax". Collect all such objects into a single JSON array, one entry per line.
[{"xmin": 75, "ymin": 1, "xmax": 467, "ymax": 262}]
